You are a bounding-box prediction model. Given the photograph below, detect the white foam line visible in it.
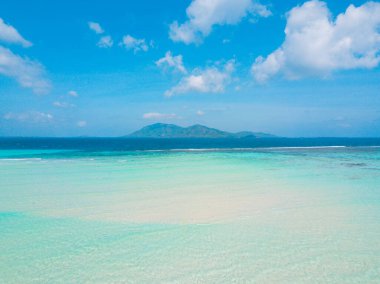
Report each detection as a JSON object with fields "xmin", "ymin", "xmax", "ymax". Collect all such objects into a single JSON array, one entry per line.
[
  {"xmin": 137, "ymin": 146, "xmax": 352, "ymax": 152},
  {"xmin": 257, "ymin": 146, "xmax": 348, "ymax": 150},
  {"xmin": 0, "ymin": 158, "xmax": 43, "ymax": 161}
]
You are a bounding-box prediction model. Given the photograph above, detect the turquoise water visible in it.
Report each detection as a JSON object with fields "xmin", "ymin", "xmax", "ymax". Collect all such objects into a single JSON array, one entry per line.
[{"xmin": 1, "ymin": 148, "xmax": 380, "ymax": 283}]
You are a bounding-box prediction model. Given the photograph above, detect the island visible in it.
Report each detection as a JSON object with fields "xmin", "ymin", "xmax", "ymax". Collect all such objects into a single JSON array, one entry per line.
[{"xmin": 127, "ymin": 123, "xmax": 276, "ymax": 138}]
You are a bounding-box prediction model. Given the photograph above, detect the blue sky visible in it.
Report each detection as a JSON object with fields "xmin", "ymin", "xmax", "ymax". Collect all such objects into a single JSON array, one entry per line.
[{"xmin": 0, "ymin": 0, "xmax": 380, "ymax": 137}]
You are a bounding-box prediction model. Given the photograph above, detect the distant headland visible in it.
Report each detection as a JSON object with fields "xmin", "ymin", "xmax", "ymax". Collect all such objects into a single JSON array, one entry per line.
[{"xmin": 127, "ymin": 123, "xmax": 276, "ymax": 138}]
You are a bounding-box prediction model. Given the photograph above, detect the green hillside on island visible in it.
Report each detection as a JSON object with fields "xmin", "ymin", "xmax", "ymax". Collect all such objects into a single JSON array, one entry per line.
[{"xmin": 127, "ymin": 123, "xmax": 276, "ymax": 138}]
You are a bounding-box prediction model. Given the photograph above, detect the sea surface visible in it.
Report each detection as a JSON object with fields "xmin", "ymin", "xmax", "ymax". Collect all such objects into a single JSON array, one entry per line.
[{"xmin": 1, "ymin": 138, "xmax": 380, "ymax": 283}]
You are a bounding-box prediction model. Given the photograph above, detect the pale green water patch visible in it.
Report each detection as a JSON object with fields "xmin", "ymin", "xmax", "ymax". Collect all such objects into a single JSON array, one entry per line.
[
  {"xmin": 1, "ymin": 212, "xmax": 380, "ymax": 283},
  {"xmin": 1, "ymin": 148, "xmax": 380, "ymax": 282}
]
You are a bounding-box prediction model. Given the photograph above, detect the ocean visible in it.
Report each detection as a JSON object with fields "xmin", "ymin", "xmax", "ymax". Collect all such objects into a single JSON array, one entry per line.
[{"xmin": 1, "ymin": 138, "xmax": 380, "ymax": 283}]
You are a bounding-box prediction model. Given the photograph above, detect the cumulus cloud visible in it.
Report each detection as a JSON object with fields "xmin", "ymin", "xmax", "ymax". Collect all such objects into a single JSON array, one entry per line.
[
  {"xmin": 77, "ymin": 120, "xmax": 87, "ymax": 127},
  {"xmin": 88, "ymin": 22, "xmax": 104, "ymax": 34},
  {"xmin": 252, "ymin": 1, "xmax": 380, "ymax": 82},
  {"xmin": 0, "ymin": 46, "xmax": 50, "ymax": 94},
  {"xmin": 143, "ymin": 112, "xmax": 177, "ymax": 119},
  {"xmin": 196, "ymin": 110, "xmax": 205, "ymax": 116},
  {"xmin": 88, "ymin": 22, "xmax": 113, "ymax": 48},
  {"xmin": 53, "ymin": 101, "xmax": 74, "ymax": 108},
  {"xmin": 0, "ymin": 18, "xmax": 32, "ymax": 47},
  {"xmin": 169, "ymin": 0, "xmax": 271, "ymax": 44},
  {"xmin": 156, "ymin": 51, "xmax": 187, "ymax": 74},
  {"xmin": 4, "ymin": 111, "xmax": 53, "ymax": 123},
  {"xmin": 97, "ymin": 35, "xmax": 113, "ymax": 48},
  {"xmin": 165, "ymin": 60, "xmax": 235, "ymax": 97},
  {"xmin": 120, "ymin": 35, "xmax": 149, "ymax": 53},
  {"xmin": 68, "ymin": 90, "xmax": 78, "ymax": 97},
  {"xmin": 0, "ymin": 19, "xmax": 49, "ymax": 93}
]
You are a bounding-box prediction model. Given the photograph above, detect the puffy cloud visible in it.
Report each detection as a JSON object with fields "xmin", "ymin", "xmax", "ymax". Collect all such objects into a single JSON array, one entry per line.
[
  {"xmin": 252, "ymin": 1, "xmax": 380, "ymax": 82},
  {"xmin": 77, "ymin": 120, "xmax": 87, "ymax": 127},
  {"xmin": 0, "ymin": 46, "xmax": 50, "ymax": 94},
  {"xmin": 143, "ymin": 112, "xmax": 177, "ymax": 119},
  {"xmin": 120, "ymin": 35, "xmax": 149, "ymax": 53},
  {"xmin": 156, "ymin": 51, "xmax": 187, "ymax": 74},
  {"xmin": 53, "ymin": 101, "xmax": 74, "ymax": 108},
  {"xmin": 0, "ymin": 19, "xmax": 49, "ymax": 94},
  {"xmin": 169, "ymin": 0, "xmax": 271, "ymax": 44},
  {"xmin": 88, "ymin": 22, "xmax": 114, "ymax": 49},
  {"xmin": 97, "ymin": 35, "xmax": 113, "ymax": 48},
  {"xmin": 0, "ymin": 18, "xmax": 32, "ymax": 47},
  {"xmin": 196, "ymin": 110, "xmax": 205, "ymax": 116},
  {"xmin": 4, "ymin": 111, "xmax": 53, "ymax": 123},
  {"xmin": 88, "ymin": 21, "xmax": 104, "ymax": 34},
  {"xmin": 68, "ymin": 90, "xmax": 78, "ymax": 97},
  {"xmin": 165, "ymin": 60, "xmax": 235, "ymax": 97}
]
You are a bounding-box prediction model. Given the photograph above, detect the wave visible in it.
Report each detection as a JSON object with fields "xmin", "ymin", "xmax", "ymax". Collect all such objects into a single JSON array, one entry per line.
[
  {"xmin": 1, "ymin": 145, "xmax": 379, "ymax": 159},
  {"xmin": 137, "ymin": 146, "xmax": 350, "ymax": 152},
  {"xmin": 254, "ymin": 146, "xmax": 348, "ymax": 150},
  {"xmin": 0, "ymin": 158, "xmax": 43, "ymax": 161}
]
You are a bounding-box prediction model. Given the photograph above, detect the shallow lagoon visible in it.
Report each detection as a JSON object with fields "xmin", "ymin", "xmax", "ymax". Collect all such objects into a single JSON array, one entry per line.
[{"xmin": 1, "ymin": 146, "xmax": 380, "ymax": 283}]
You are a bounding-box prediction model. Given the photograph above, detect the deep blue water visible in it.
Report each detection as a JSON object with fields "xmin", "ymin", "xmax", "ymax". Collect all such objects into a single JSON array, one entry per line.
[{"xmin": 1, "ymin": 137, "xmax": 380, "ymax": 151}]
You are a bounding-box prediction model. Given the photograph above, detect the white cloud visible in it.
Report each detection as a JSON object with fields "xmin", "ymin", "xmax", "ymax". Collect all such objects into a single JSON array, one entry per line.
[
  {"xmin": 0, "ymin": 18, "xmax": 32, "ymax": 47},
  {"xmin": 4, "ymin": 111, "xmax": 53, "ymax": 123},
  {"xmin": 196, "ymin": 110, "xmax": 205, "ymax": 116},
  {"xmin": 77, "ymin": 120, "xmax": 87, "ymax": 127},
  {"xmin": 0, "ymin": 19, "xmax": 49, "ymax": 94},
  {"xmin": 88, "ymin": 22, "xmax": 114, "ymax": 49},
  {"xmin": 97, "ymin": 35, "xmax": 113, "ymax": 48},
  {"xmin": 165, "ymin": 60, "xmax": 235, "ymax": 97},
  {"xmin": 120, "ymin": 35, "xmax": 148, "ymax": 53},
  {"xmin": 53, "ymin": 101, "xmax": 74, "ymax": 108},
  {"xmin": 169, "ymin": 0, "xmax": 271, "ymax": 44},
  {"xmin": 156, "ymin": 51, "xmax": 187, "ymax": 74},
  {"xmin": 143, "ymin": 112, "xmax": 177, "ymax": 119},
  {"xmin": 88, "ymin": 22, "xmax": 104, "ymax": 34},
  {"xmin": 0, "ymin": 46, "xmax": 50, "ymax": 94},
  {"xmin": 68, "ymin": 90, "xmax": 78, "ymax": 97},
  {"xmin": 252, "ymin": 1, "xmax": 380, "ymax": 82}
]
